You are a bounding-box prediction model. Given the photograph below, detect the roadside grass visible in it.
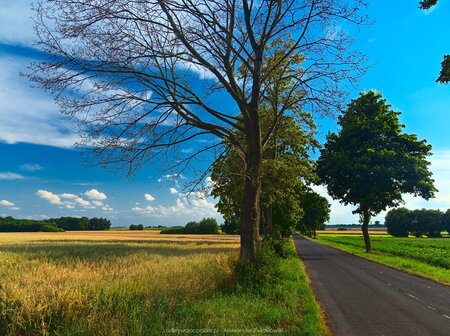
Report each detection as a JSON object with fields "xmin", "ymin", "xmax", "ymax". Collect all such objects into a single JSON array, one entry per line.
[
  {"xmin": 313, "ymin": 234, "xmax": 450, "ymax": 285},
  {"xmin": 0, "ymin": 232, "xmax": 328, "ymax": 336}
]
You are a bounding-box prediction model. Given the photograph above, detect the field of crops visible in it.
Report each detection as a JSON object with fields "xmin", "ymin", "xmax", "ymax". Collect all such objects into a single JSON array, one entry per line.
[
  {"xmin": 317, "ymin": 234, "xmax": 450, "ymax": 283},
  {"xmin": 0, "ymin": 231, "xmax": 327, "ymax": 336}
]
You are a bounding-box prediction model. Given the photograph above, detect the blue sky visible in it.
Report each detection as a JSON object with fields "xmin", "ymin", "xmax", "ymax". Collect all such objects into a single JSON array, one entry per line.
[{"xmin": 0, "ymin": 1, "xmax": 449, "ymax": 226}]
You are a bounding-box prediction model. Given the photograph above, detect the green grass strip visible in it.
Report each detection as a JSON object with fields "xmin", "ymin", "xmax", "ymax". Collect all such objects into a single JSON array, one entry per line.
[{"xmin": 312, "ymin": 235, "xmax": 450, "ymax": 286}]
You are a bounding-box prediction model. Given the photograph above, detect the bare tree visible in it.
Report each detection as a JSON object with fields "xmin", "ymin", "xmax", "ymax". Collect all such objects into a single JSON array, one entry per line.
[{"xmin": 30, "ymin": 0, "xmax": 367, "ymax": 261}]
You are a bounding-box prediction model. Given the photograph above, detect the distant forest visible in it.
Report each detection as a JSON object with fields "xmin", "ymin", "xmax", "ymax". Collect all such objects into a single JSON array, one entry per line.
[{"xmin": 0, "ymin": 216, "xmax": 111, "ymax": 232}]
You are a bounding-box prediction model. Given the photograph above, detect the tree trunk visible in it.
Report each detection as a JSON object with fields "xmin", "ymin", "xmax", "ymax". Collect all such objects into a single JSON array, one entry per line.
[
  {"xmin": 240, "ymin": 131, "xmax": 262, "ymax": 262},
  {"xmin": 361, "ymin": 209, "xmax": 372, "ymax": 252},
  {"xmin": 262, "ymin": 206, "xmax": 273, "ymax": 236}
]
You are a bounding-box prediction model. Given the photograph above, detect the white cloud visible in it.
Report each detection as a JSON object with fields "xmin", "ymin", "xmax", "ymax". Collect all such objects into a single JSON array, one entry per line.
[
  {"xmin": 0, "ymin": 200, "xmax": 15, "ymax": 207},
  {"xmin": 60, "ymin": 193, "xmax": 78, "ymax": 199},
  {"xmin": 132, "ymin": 192, "xmax": 218, "ymax": 218},
  {"xmin": 74, "ymin": 197, "xmax": 90, "ymax": 207},
  {"xmin": 93, "ymin": 201, "xmax": 104, "ymax": 207},
  {"xmin": 0, "ymin": 1, "xmax": 35, "ymax": 46},
  {"xmin": 0, "ymin": 56, "xmax": 79, "ymax": 148},
  {"xmin": 102, "ymin": 206, "xmax": 114, "ymax": 211},
  {"xmin": 0, "ymin": 172, "xmax": 25, "ymax": 180},
  {"xmin": 169, "ymin": 188, "xmax": 178, "ymax": 194},
  {"xmin": 20, "ymin": 163, "xmax": 43, "ymax": 171},
  {"xmin": 84, "ymin": 189, "xmax": 107, "ymax": 200},
  {"xmin": 36, "ymin": 190, "xmax": 64, "ymax": 205},
  {"xmin": 157, "ymin": 173, "xmax": 185, "ymax": 182},
  {"xmin": 9, "ymin": 207, "xmax": 20, "ymax": 211},
  {"xmin": 144, "ymin": 193, "xmax": 155, "ymax": 201}
]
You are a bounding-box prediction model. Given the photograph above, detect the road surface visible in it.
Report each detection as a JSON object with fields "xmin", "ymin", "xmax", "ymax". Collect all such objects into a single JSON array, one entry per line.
[{"xmin": 293, "ymin": 235, "xmax": 450, "ymax": 336}]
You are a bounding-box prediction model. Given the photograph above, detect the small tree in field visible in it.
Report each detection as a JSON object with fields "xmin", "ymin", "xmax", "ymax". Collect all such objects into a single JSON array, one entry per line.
[{"xmin": 317, "ymin": 91, "xmax": 436, "ymax": 252}]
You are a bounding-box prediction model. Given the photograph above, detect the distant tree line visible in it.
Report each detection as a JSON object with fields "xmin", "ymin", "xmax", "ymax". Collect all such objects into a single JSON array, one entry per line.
[
  {"xmin": 0, "ymin": 216, "xmax": 111, "ymax": 232},
  {"xmin": 160, "ymin": 218, "xmax": 219, "ymax": 234},
  {"xmin": 385, "ymin": 208, "xmax": 450, "ymax": 238}
]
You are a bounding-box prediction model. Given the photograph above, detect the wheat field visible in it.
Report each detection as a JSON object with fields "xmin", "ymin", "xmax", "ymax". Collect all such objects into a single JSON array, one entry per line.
[{"xmin": 0, "ymin": 232, "xmax": 239, "ymax": 335}]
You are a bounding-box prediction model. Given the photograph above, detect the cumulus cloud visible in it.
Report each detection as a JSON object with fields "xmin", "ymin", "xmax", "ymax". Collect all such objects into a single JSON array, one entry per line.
[
  {"xmin": 74, "ymin": 197, "xmax": 90, "ymax": 207},
  {"xmin": 145, "ymin": 193, "xmax": 155, "ymax": 201},
  {"xmin": 0, "ymin": 56, "xmax": 80, "ymax": 148},
  {"xmin": 84, "ymin": 189, "xmax": 107, "ymax": 200},
  {"xmin": 60, "ymin": 193, "xmax": 78, "ymax": 199},
  {"xmin": 0, "ymin": 172, "xmax": 25, "ymax": 180},
  {"xmin": 132, "ymin": 192, "xmax": 218, "ymax": 218},
  {"xmin": 36, "ymin": 189, "xmax": 106, "ymax": 209},
  {"xmin": 36, "ymin": 190, "xmax": 64, "ymax": 205},
  {"xmin": 169, "ymin": 188, "xmax": 178, "ymax": 194},
  {"xmin": 20, "ymin": 163, "xmax": 43, "ymax": 171},
  {"xmin": 0, "ymin": 200, "xmax": 15, "ymax": 207},
  {"xmin": 157, "ymin": 173, "xmax": 185, "ymax": 183}
]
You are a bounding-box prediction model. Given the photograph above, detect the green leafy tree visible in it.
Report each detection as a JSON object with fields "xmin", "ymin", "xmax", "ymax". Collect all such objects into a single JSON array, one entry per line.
[
  {"xmin": 88, "ymin": 217, "xmax": 111, "ymax": 230},
  {"xmin": 419, "ymin": 0, "xmax": 438, "ymax": 9},
  {"xmin": 221, "ymin": 216, "xmax": 240, "ymax": 235},
  {"xmin": 385, "ymin": 208, "xmax": 412, "ymax": 237},
  {"xmin": 211, "ymin": 114, "xmax": 317, "ymax": 239},
  {"xmin": 30, "ymin": 0, "xmax": 367, "ymax": 261},
  {"xmin": 296, "ymin": 190, "xmax": 331, "ymax": 238},
  {"xmin": 442, "ymin": 209, "xmax": 450, "ymax": 234},
  {"xmin": 419, "ymin": 1, "xmax": 449, "ymax": 84},
  {"xmin": 197, "ymin": 218, "xmax": 220, "ymax": 234},
  {"xmin": 410, "ymin": 209, "xmax": 443, "ymax": 238},
  {"xmin": 317, "ymin": 91, "xmax": 436, "ymax": 252}
]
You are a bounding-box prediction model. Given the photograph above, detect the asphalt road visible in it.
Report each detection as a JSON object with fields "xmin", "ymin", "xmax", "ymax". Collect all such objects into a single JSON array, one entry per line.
[{"xmin": 293, "ymin": 235, "xmax": 450, "ymax": 336}]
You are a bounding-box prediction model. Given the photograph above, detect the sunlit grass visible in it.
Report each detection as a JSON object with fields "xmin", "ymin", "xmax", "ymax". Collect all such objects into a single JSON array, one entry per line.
[
  {"xmin": 0, "ymin": 232, "xmax": 327, "ymax": 336},
  {"xmin": 314, "ymin": 234, "xmax": 450, "ymax": 285}
]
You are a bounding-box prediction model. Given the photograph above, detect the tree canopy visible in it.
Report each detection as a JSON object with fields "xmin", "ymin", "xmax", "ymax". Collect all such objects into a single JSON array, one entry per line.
[
  {"xmin": 418, "ymin": 0, "xmax": 449, "ymax": 84},
  {"xmin": 296, "ymin": 190, "xmax": 331, "ymax": 238},
  {"xmin": 30, "ymin": 0, "xmax": 368, "ymax": 261},
  {"xmin": 317, "ymin": 91, "xmax": 436, "ymax": 251}
]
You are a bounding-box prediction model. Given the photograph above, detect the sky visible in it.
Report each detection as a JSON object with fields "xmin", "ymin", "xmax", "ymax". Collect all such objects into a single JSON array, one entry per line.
[{"xmin": 0, "ymin": 1, "xmax": 449, "ymax": 227}]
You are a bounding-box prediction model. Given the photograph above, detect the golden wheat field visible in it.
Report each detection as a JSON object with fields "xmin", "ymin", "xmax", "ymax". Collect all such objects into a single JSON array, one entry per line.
[{"xmin": 0, "ymin": 231, "xmax": 240, "ymax": 336}]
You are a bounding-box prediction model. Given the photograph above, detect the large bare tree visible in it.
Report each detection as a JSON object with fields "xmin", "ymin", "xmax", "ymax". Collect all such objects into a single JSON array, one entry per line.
[{"xmin": 30, "ymin": 0, "xmax": 367, "ymax": 261}]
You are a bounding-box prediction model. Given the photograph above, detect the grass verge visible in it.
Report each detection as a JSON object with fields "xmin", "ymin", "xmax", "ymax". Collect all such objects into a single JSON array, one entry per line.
[
  {"xmin": 0, "ymin": 233, "xmax": 328, "ymax": 335},
  {"xmin": 312, "ymin": 234, "xmax": 450, "ymax": 285}
]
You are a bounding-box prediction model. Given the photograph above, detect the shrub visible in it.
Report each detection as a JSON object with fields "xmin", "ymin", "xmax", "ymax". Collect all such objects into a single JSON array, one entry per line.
[
  {"xmin": 40, "ymin": 224, "xmax": 65, "ymax": 232},
  {"xmin": 197, "ymin": 218, "xmax": 219, "ymax": 234},
  {"xmin": 160, "ymin": 227, "xmax": 186, "ymax": 234},
  {"xmin": 160, "ymin": 218, "xmax": 219, "ymax": 234}
]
